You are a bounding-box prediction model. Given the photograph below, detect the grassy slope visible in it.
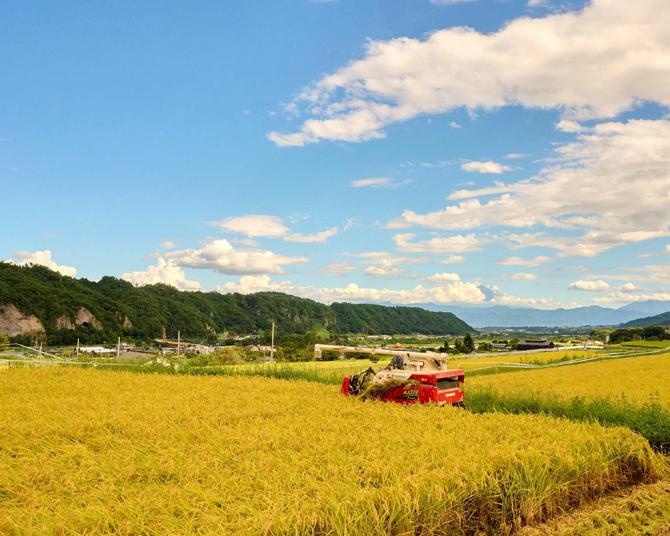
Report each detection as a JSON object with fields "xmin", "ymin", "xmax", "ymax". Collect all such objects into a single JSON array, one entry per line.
[{"xmin": 0, "ymin": 368, "xmax": 663, "ymax": 536}]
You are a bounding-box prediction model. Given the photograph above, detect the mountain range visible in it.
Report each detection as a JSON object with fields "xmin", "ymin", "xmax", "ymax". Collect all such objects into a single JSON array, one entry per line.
[{"xmin": 419, "ymin": 302, "xmax": 670, "ymax": 328}]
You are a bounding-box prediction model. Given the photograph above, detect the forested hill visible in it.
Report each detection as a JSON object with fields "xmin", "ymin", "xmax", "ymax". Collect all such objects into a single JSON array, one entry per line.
[
  {"xmin": 0, "ymin": 263, "xmax": 472, "ymax": 344},
  {"xmin": 621, "ymin": 311, "xmax": 670, "ymax": 328}
]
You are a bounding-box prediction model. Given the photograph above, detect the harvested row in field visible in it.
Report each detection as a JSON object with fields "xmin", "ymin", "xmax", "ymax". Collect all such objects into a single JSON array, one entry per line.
[
  {"xmin": 517, "ymin": 479, "xmax": 670, "ymax": 535},
  {"xmin": 0, "ymin": 368, "xmax": 664, "ymax": 535}
]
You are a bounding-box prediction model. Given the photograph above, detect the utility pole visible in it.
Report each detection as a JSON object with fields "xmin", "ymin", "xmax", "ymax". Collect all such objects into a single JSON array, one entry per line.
[
  {"xmin": 270, "ymin": 321, "xmax": 275, "ymax": 361},
  {"xmin": 76, "ymin": 338, "xmax": 80, "ymax": 357},
  {"xmin": 117, "ymin": 336, "xmax": 121, "ymax": 358},
  {"xmin": 177, "ymin": 330, "xmax": 181, "ymax": 356}
]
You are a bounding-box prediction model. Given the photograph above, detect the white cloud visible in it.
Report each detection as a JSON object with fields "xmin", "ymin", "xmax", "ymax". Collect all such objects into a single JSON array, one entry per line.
[
  {"xmin": 304, "ymin": 281, "xmax": 486, "ymax": 305},
  {"xmin": 213, "ymin": 214, "xmax": 338, "ymax": 244},
  {"xmin": 619, "ymin": 282, "xmax": 639, "ymax": 292},
  {"xmin": 448, "ymin": 121, "xmax": 462, "ymax": 128},
  {"xmin": 269, "ymin": 0, "xmax": 670, "ymax": 145},
  {"xmin": 160, "ymin": 240, "xmax": 176, "ymax": 250},
  {"xmin": 505, "ymin": 153, "xmax": 529, "ymax": 160},
  {"xmin": 364, "ymin": 265, "xmax": 402, "ymax": 278},
  {"xmin": 492, "ymin": 294, "xmax": 562, "ymax": 308},
  {"xmin": 285, "ymin": 227, "xmax": 339, "ymax": 243},
  {"xmin": 322, "ymin": 262, "xmax": 357, "ymax": 277},
  {"xmin": 122, "ymin": 258, "xmax": 201, "ymax": 291},
  {"xmin": 556, "ymin": 119, "xmax": 585, "ymax": 133},
  {"xmin": 497, "ymin": 255, "xmax": 550, "ymax": 267},
  {"xmin": 214, "ymin": 215, "xmax": 289, "ymax": 238},
  {"xmin": 351, "ymin": 177, "xmax": 391, "ymax": 188},
  {"xmin": 426, "ymin": 272, "xmax": 461, "ymax": 283},
  {"xmin": 431, "ymin": 0, "xmax": 476, "ymax": 4},
  {"xmin": 217, "ymin": 275, "xmax": 562, "ymax": 308},
  {"xmin": 569, "ymin": 279, "xmax": 610, "ymax": 291},
  {"xmin": 166, "ymin": 239, "xmax": 308, "ymax": 275},
  {"xmin": 390, "ymin": 119, "xmax": 670, "ymax": 257},
  {"xmin": 216, "ymin": 276, "xmax": 487, "ymax": 305},
  {"xmin": 666, "ymin": 244, "xmax": 670, "ymax": 254},
  {"xmin": 441, "ymin": 255, "xmax": 465, "ymax": 264},
  {"xmin": 11, "ymin": 250, "xmax": 77, "ymax": 277},
  {"xmin": 394, "ymin": 233, "xmax": 484, "ymax": 253},
  {"xmin": 460, "ymin": 161, "xmax": 510, "ymax": 174},
  {"xmin": 505, "ymin": 272, "xmax": 537, "ymax": 281},
  {"xmin": 216, "ymin": 275, "xmax": 294, "ymax": 294},
  {"xmin": 350, "ymin": 251, "xmax": 425, "ymax": 278},
  {"xmin": 351, "ymin": 177, "xmax": 411, "ymax": 188},
  {"xmin": 594, "ymin": 290, "xmax": 670, "ymax": 305}
]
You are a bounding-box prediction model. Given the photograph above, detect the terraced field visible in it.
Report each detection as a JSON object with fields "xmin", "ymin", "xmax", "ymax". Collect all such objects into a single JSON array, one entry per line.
[{"xmin": 0, "ymin": 367, "xmax": 664, "ymax": 535}]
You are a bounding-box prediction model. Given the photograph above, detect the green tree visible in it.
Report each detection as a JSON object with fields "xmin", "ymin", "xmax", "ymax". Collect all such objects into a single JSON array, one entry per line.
[
  {"xmin": 463, "ymin": 333, "xmax": 475, "ymax": 354},
  {"xmin": 0, "ymin": 331, "xmax": 9, "ymax": 347}
]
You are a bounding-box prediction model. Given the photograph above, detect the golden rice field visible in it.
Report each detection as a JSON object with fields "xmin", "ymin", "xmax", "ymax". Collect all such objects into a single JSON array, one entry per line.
[
  {"xmin": 468, "ymin": 351, "xmax": 670, "ymax": 408},
  {"xmin": 452, "ymin": 349, "xmax": 604, "ymax": 372},
  {"xmin": 0, "ymin": 367, "xmax": 664, "ymax": 535}
]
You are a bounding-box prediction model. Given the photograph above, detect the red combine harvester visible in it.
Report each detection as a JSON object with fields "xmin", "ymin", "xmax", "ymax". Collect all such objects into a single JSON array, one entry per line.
[{"xmin": 341, "ymin": 353, "xmax": 465, "ymax": 407}]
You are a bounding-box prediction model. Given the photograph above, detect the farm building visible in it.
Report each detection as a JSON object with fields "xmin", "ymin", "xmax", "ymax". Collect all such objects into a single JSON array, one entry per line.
[{"xmin": 516, "ymin": 339, "xmax": 555, "ymax": 351}]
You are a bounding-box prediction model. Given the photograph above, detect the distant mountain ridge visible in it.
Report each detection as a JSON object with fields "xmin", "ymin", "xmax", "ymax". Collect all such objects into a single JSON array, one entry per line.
[
  {"xmin": 419, "ymin": 302, "xmax": 670, "ymax": 328},
  {"xmin": 0, "ymin": 263, "xmax": 472, "ymax": 344}
]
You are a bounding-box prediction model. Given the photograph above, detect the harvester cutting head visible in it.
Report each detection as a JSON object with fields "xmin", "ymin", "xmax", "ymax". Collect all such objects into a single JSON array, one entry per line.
[{"xmin": 341, "ymin": 353, "xmax": 464, "ymax": 407}]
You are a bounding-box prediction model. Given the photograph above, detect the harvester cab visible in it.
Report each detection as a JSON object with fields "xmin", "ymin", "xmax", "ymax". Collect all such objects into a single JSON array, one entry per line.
[{"xmin": 341, "ymin": 353, "xmax": 465, "ymax": 407}]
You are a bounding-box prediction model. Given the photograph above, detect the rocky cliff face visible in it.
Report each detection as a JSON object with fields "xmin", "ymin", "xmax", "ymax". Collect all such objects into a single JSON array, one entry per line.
[
  {"xmin": 0, "ymin": 304, "xmax": 45, "ymax": 337},
  {"xmin": 0, "ymin": 304, "xmax": 105, "ymax": 337},
  {"xmin": 53, "ymin": 308, "xmax": 103, "ymax": 331},
  {"xmin": 74, "ymin": 307, "xmax": 102, "ymax": 330}
]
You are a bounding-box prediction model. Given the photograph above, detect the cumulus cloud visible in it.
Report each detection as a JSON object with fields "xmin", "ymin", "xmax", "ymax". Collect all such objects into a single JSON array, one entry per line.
[
  {"xmin": 441, "ymin": 255, "xmax": 465, "ymax": 264},
  {"xmin": 351, "ymin": 177, "xmax": 391, "ymax": 188},
  {"xmin": 216, "ymin": 275, "xmax": 294, "ymax": 294},
  {"xmin": 165, "ymin": 239, "xmax": 309, "ymax": 275},
  {"xmin": 431, "ymin": 0, "xmax": 476, "ymax": 4},
  {"xmin": 426, "ymin": 272, "xmax": 461, "ymax": 283},
  {"xmin": 285, "ymin": 227, "xmax": 338, "ymax": 243},
  {"xmin": 350, "ymin": 251, "xmax": 426, "ymax": 279},
  {"xmin": 322, "ymin": 262, "xmax": 357, "ymax": 277},
  {"xmin": 11, "ymin": 250, "xmax": 77, "ymax": 277},
  {"xmin": 666, "ymin": 244, "xmax": 670, "ymax": 254},
  {"xmin": 160, "ymin": 240, "xmax": 176, "ymax": 249},
  {"xmin": 350, "ymin": 177, "xmax": 411, "ymax": 188},
  {"xmin": 505, "ymin": 272, "xmax": 537, "ymax": 281},
  {"xmin": 394, "ymin": 233, "xmax": 484, "ymax": 253},
  {"xmin": 217, "ymin": 276, "xmax": 486, "ymax": 305},
  {"xmin": 594, "ymin": 290, "xmax": 670, "ymax": 305},
  {"xmin": 269, "ymin": 0, "xmax": 670, "ymax": 146},
  {"xmin": 364, "ymin": 265, "xmax": 402, "ymax": 278},
  {"xmin": 497, "ymin": 256, "xmax": 550, "ymax": 267},
  {"xmin": 556, "ymin": 119, "xmax": 585, "ymax": 133},
  {"xmin": 214, "ymin": 215, "xmax": 289, "ymax": 238},
  {"xmin": 122, "ymin": 258, "xmax": 201, "ymax": 291},
  {"xmin": 569, "ymin": 279, "xmax": 610, "ymax": 291},
  {"xmin": 390, "ymin": 119, "xmax": 670, "ymax": 257},
  {"xmin": 460, "ymin": 161, "xmax": 510, "ymax": 174},
  {"xmin": 619, "ymin": 282, "xmax": 639, "ymax": 292},
  {"xmin": 213, "ymin": 214, "xmax": 338, "ymax": 243}
]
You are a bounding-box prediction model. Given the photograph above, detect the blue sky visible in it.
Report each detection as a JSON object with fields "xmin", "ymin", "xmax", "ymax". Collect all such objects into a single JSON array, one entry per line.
[{"xmin": 2, "ymin": 0, "xmax": 669, "ymax": 309}]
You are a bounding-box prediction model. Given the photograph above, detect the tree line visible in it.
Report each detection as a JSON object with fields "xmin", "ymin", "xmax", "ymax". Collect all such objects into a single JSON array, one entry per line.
[{"xmin": 0, "ymin": 263, "xmax": 473, "ymax": 345}]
